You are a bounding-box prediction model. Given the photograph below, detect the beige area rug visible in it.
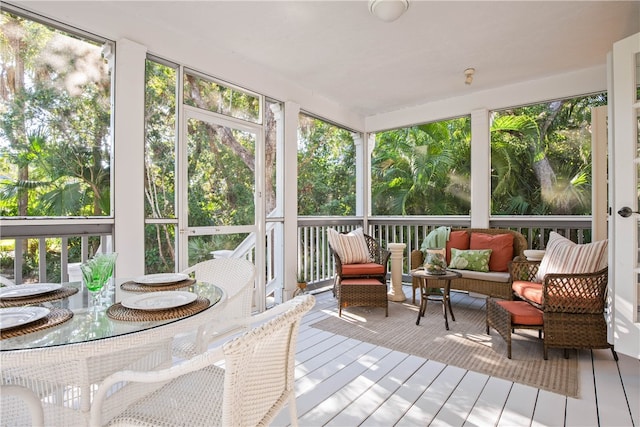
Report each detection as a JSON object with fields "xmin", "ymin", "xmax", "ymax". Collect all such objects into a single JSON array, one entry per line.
[{"xmin": 310, "ymin": 297, "xmax": 579, "ymax": 397}]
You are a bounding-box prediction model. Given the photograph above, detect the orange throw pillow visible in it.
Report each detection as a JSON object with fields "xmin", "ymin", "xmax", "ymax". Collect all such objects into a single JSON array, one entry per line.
[
  {"xmin": 470, "ymin": 232, "xmax": 514, "ymax": 272},
  {"xmin": 445, "ymin": 230, "xmax": 470, "ymax": 264}
]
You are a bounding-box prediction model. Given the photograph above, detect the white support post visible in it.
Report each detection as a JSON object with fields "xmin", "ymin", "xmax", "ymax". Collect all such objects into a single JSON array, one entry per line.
[
  {"xmin": 387, "ymin": 243, "xmax": 406, "ymax": 302},
  {"xmin": 470, "ymin": 109, "xmax": 490, "ymax": 228},
  {"xmin": 283, "ymin": 101, "xmax": 301, "ymax": 301}
]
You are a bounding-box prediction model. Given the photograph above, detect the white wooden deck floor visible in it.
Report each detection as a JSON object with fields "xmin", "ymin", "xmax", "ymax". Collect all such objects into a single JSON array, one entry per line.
[{"xmin": 272, "ymin": 285, "xmax": 639, "ymax": 427}]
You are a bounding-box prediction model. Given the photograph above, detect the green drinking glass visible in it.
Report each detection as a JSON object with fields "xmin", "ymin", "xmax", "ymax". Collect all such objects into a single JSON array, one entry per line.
[{"xmin": 81, "ymin": 253, "xmax": 118, "ymax": 310}]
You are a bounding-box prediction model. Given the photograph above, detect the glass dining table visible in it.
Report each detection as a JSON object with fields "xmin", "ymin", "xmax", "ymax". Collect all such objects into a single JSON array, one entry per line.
[
  {"xmin": 1, "ymin": 280, "xmax": 225, "ymax": 350},
  {"xmin": 0, "ymin": 279, "xmax": 226, "ymax": 426}
]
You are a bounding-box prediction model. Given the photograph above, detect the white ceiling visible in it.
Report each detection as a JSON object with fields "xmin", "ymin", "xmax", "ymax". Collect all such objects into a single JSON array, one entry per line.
[{"xmin": 10, "ymin": 1, "xmax": 640, "ymax": 118}]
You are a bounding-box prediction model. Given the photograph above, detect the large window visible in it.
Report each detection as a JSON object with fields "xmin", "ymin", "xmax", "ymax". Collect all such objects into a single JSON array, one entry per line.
[
  {"xmin": 144, "ymin": 58, "xmax": 177, "ymax": 273},
  {"xmin": 0, "ymin": 11, "xmax": 112, "ymax": 217},
  {"xmin": 490, "ymin": 93, "xmax": 606, "ymax": 215},
  {"xmin": 371, "ymin": 117, "xmax": 471, "ymax": 215},
  {"xmin": 297, "ymin": 113, "xmax": 356, "ymax": 215},
  {"xmin": 0, "ymin": 9, "xmax": 112, "ymax": 283}
]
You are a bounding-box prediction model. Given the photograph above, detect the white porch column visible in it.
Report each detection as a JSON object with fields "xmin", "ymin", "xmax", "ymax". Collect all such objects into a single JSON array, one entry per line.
[
  {"xmin": 387, "ymin": 243, "xmax": 406, "ymax": 302},
  {"xmin": 470, "ymin": 109, "xmax": 490, "ymax": 228},
  {"xmin": 353, "ymin": 133, "xmax": 364, "ymax": 217},
  {"xmin": 283, "ymin": 101, "xmax": 301, "ymax": 301},
  {"xmin": 113, "ymin": 39, "xmax": 147, "ymax": 279}
]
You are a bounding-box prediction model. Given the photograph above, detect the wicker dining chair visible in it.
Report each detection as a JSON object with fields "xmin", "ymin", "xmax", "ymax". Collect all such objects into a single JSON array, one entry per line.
[
  {"xmin": 0, "ymin": 385, "xmax": 45, "ymax": 427},
  {"xmin": 173, "ymin": 258, "xmax": 256, "ymax": 358},
  {"xmin": 90, "ymin": 294, "xmax": 315, "ymax": 427},
  {"xmin": 510, "ymin": 260, "xmax": 617, "ymax": 360}
]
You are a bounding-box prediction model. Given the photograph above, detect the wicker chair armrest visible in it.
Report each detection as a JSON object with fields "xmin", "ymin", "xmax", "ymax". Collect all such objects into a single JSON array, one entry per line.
[
  {"xmin": 509, "ymin": 259, "xmax": 540, "ymax": 282},
  {"xmin": 410, "ymin": 249, "xmax": 424, "ymax": 269},
  {"xmin": 376, "ymin": 247, "xmax": 391, "ymax": 272},
  {"xmin": 331, "ymin": 250, "xmax": 343, "ymax": 275},
  {"xmin": 90, "ymin": 345, "xmax": 226, "ymax": 427},
  {"xmin": 543, "ymin": 267, "xmax": 608, "ymax": 314},
  {"xmin": 1, "ymin": 385, "xmax": 44, "ymax": 427}
]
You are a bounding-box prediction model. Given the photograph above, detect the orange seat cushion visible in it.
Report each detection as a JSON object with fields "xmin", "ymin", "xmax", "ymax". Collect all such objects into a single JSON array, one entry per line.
[
  {"xmin": 341, "ymin": 278, "xmax": 384, "ymax": 285},
  {"xmin": 470, "ymin": 232, "xmax": 514, "ymax": 272},
  {"xmin": 342, "ymin": 263, "xmax": 385, "ymax": 276},
  {"xmin": 445, "ymin": 230, "xmax": 470, "ymax": 264},
  {"xmin": 496, "ymin": 300, "xmax": 543, "ymax": 325},
  {"xmin": 512, "ymin": 280, "xmax": 543, "ymax": 305}
]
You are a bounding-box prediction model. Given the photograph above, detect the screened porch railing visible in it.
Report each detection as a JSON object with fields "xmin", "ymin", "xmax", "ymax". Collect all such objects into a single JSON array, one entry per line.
[
  {"xmin": 0, "ymin": 217, "xmax": 592, "ymax": 289},
  {"xmin": 297, "ymin": 216, "xmax": 594, "ymax": 291}
]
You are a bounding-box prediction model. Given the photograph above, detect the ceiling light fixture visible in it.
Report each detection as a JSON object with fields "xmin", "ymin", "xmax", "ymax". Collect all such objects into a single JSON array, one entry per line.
[
  {"xmin": 368, "ymin": 0, "xmax": 410, "ymax": 23},
  {"xmin": 464, "ymin": 68, "xmax": 475, "ymax": 85}
]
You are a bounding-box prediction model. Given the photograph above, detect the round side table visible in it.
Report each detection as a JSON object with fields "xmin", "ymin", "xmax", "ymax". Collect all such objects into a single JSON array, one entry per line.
[{"xmin": 410, "ymin": 269, "xmax": 462, "ymax": 330}]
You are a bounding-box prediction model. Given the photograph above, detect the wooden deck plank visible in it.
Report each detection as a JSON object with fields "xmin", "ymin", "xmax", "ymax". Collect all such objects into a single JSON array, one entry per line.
[
  {"xmin": 324, "ymin": 354, "xmax": 426, "ymax": 427},
  {"xmin": 429, "ymin": 370, "xmax": 490, "ymax": 427},
  {"xmin": 463, "ymin": 376, "xmax": 513, "ymax": 426},
  {"xmin": 395, "ymin": 365, "xmax": 468, "ymax": 426},
  {"xmin": 295, "ymin": 339, "xmax": 374, "ymax": 394},
  {"xmin": 298, "ymin": 346, "xmax": 396, "ymax": 426},
  {"xmin": 617, "ymin": 352, "xmax": 639, "ymax": 426},
  {"xmin": 592, "ymin": 348, "xmax": 635, "ymax": 427},
  {"xmin": 565, "ymin": 350, "xmax": 599, "ymax": 426},
  {"xmin": 280, "ymin": 289, "xmax": 639, "ymax": 427},
  {"xmin": 361, "ymin": 360, "xmax": 449, "ymax": 426},
  {"xmin": 295, "ymin": 333, "xmax": 352, "ymax": 367},
  {"xmin": 497, "ymin": 383, "xmax": 538, "ymax": 426},
  {"xmin": 531, "ymin": 389, "xmax": 567, "ymax": 427}
]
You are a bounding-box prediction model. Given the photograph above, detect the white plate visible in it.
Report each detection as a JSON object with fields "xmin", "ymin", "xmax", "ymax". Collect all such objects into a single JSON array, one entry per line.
[
  {"xmin": 132, "ymin": 273, "xmax": 189, "ymax": 286},
  {"xmin": 0, "ymin": 307, "xmax": 51, "ymax": 330},
  {"xmin": 121, "ymin": 291, "xmax": 197, "ymax": 311},
  {"xmin": 0, "ymin": 283, "xmax": 62, "ymax": 299}
]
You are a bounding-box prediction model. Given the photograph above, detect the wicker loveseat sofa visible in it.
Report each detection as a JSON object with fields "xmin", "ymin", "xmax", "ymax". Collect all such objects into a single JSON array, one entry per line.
[{"xmin": 410, "ymin": 228, "xmax": 528, "ymax": 302}]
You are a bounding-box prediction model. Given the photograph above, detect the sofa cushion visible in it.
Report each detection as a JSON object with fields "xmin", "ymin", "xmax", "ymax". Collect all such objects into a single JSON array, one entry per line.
[
  {"xmin": 341, "ymin": 263, "xmax": 385, "ymax": 276},
  {"xmin": 470, "ymin": 232, "xmax": 514, "ymax": 272},
  {"xmin": 451, "ymin": 269, "xmax": 511, "ymax": 283},
  {"xmin": 534, "ymin": 232, "xmax": 608, "ymax": 283},
  {"xmin": 512, "ymin": 280, "xmax": 543, "ymax": 305},
  {"xmin": 446, "ymin": 230, "xmax": 470, "ymax": 263},
  {"xmin": 449, "ymin": 248, "xmax": 492, "ymax": 272},
  {"xmin": 328, "ymin": 228, "xmax": 372, "ymax": 264}
]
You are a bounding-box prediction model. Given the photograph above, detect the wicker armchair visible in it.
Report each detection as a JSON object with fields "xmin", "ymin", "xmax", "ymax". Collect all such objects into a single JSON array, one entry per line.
[
  {"xmin": 173, "ymin": 258, "xmax": 256, "ymax": 358},
  {"xmin": 510, "ymin": 260, "xmax": 617, "ymax": 360},
  {"xmin": 90, "ymin": 295, "xmax": 315, "ymax": 427},
  {"xmin": 331, "ymin": 232, "xmax": 390, "ymax": 289}
]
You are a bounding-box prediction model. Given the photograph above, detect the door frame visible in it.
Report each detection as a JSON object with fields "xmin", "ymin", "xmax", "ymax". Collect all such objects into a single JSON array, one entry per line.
[
  {"xmin": 178, "ymin": 105, "xmax": 265, "ymax": 308},
  {"xmin": 609, "ymin": 32, "xmax": 640, "ymax": 358}
]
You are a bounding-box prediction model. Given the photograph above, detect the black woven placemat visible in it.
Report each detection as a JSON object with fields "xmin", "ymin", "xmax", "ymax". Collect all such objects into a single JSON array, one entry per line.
[
  {"xmin": 0, "ymin": 287, "xmax": 79, "ymax": 308},
  {"xmin": 1, "ymin": 308, "xmax": 74, "ymax": 339},
  {"xmin": 119, "ymin": 278, "xmax": 197, "ymax": 292},
  {"xmin": 106, "ymin": 296, "xmax": 210, "ymax": 321}
]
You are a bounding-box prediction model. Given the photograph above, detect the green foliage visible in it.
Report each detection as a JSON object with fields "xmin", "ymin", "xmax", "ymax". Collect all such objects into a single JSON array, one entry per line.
[
  {"xmin": 372, "ymin": 117, "xmax": 471, "ymax": 215},
  {"xmin": 297, "ymin": 114, "xmax": 356, "ymax": 216},
  {"xmin": 0, "ymin": 11, "xmax": 112, "ymax": 218},
  {"xmin": 490, "ymin": 93, "xmax": 605, "ymax": 215}
]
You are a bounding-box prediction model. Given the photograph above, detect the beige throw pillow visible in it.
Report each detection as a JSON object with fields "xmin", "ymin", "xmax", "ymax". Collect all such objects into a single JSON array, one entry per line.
[
  {"xmin": 327, "ymin": 228, "xmax": 372, "ymax": 264},
  {"xmin": 534, "ymin": 231, "xmax": 608, "ymax": 283}
]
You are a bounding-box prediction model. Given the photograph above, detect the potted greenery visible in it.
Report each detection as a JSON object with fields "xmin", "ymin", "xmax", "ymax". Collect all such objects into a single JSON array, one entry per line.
[{"xmin": 295, "ymin": 272, "xmax": 308, "ymax": 296}]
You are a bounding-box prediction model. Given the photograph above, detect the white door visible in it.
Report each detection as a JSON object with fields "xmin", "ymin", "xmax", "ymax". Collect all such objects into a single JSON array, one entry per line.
[
  {"xmin": 178, "ymin": 107, "xmax": 265, "ymax": 309},
  {"xmin": 611, "ymin": 32, "xmax": 640, "ymax": 358}
]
